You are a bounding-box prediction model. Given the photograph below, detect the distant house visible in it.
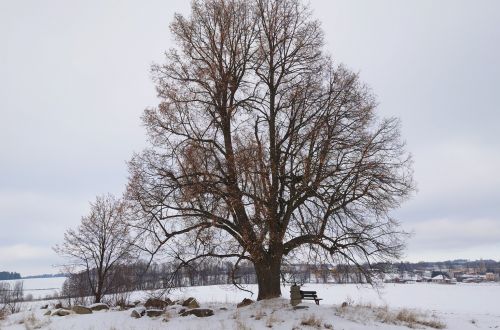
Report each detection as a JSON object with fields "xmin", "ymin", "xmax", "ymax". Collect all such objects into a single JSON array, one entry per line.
[
  {"xmin": 432, "ymin": 274, "xmax": 457, "ymax": 284},
  {"xmin": 485, "ymin": 273, "xmax": 496, "ymax": 281},
  {"xmin": 462, "ymin": 274, "xmax": 484, "ymax": 283},
  {"xmin": 431, "ymin": 274, "xmax": 446, "ymax": 283}
]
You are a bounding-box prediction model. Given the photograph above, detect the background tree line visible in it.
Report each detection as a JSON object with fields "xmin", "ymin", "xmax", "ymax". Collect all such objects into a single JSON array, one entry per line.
[
  {"xmin": 58, "ymin": 258, "xmax": 383, "ymax": 306},
  {"xmin": 0, "ymin": 272, "xmax": 21, "ymax": 281}
]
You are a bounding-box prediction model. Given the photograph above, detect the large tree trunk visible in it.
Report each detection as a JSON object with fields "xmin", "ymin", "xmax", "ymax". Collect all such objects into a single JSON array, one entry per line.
[
  {"xmin": 94, "ymin": 272, "xmax": 104, "ymax": 303},
  {"xmin": 95, "ymin": 284, "xmax": 102, "ymax": 303},
  {"xmin": 254, "ymin": 254, "xmax": 282, "ymax": 300}
]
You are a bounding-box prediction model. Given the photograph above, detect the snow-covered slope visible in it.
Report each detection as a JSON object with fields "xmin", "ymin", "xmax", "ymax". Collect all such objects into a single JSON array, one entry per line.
[{"xmin": 1, "ymin": 282, "xmax": 499, "ymax": 329}]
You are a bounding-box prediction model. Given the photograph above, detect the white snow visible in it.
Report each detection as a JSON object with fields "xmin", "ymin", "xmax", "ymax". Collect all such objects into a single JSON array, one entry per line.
[{"xmin": 1, "ymin": 280, "xmax": 499, "ymax": 329}]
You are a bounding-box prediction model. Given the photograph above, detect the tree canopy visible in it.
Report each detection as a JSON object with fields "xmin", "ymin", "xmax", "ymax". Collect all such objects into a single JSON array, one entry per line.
[{"xmin": 126, "ymin": 0, "xmax": 414, "ymax": 299}]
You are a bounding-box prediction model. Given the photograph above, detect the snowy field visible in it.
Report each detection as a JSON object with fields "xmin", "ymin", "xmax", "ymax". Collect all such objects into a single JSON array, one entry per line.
[
  {"xmin": 1, "ymin": 278, "xmax": 499, "ymax": 329},
  {"xmin": 1, "ymin": 277, "xmax": 66, "ymax": 300}
]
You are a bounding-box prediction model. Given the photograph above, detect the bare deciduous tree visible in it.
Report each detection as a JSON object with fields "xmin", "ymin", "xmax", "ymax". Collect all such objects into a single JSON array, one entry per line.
[
  {"xmin": 127, "ymin": 0, "xmax": 414, "ymax": 300},
  {"xmin": 54, "ymin": 194, "xmax": 134, "ymax": 303}
]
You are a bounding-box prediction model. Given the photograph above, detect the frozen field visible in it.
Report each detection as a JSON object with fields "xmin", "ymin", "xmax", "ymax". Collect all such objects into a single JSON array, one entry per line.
[
  {"xmin": 124, "ymin": 281, "xmax": 500, "ymax": 315},
  {"xmin": 1, "ymin": 279, "xmax": 499, "ymax": 329},
  {"xmin": 1, "ymin": 277, "xmax": 66, "ymax": 300},
  {"xmin": 5, "ymin": 277, "xmax": 500, "ymax": 314}
]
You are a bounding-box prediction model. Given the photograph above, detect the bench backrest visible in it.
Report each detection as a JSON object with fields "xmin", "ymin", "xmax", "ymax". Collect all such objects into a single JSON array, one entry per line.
[{"xmin": 300, "ymin": 290, "xmax": 317, "ymax": 295}]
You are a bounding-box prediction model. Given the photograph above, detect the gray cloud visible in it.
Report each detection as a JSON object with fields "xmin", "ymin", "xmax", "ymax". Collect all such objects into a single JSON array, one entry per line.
[
  {"xmin": 1, "ymin": 0, "xmax": 499, "ymax": 274},
  {"xmin": 310, "ymin": 0, "xmax": 500, "ymax": 262},
  {"xmin": 405, "ymin": 217, "xmax": 500, "ymax": 262}
]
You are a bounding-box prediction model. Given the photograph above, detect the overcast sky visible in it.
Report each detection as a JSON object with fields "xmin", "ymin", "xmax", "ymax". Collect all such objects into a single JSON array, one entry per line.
[{"xmin": 1, "ymin": 0, "xmax": 499, "ymax": 276}]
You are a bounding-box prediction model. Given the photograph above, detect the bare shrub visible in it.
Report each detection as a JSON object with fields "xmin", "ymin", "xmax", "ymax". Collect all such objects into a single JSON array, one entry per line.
[{"xmin": 0, "ymin": 281, "xmax": 24, "ymax": 315}]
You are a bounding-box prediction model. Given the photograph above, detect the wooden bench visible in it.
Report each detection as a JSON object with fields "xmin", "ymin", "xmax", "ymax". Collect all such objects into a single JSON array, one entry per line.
[{"xmin": 299, "ymin": 290, "xmax": 323, "ymax": 305}]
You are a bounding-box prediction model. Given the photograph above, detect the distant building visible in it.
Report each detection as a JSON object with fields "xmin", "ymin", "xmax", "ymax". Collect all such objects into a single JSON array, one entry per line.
[
  {"xmin": 485, "ymin": 273, "xmax": 496, "ymax": 281},
  {"xmin": 431, "ymin": 274, "xmax": 457, "ymax": 284}
]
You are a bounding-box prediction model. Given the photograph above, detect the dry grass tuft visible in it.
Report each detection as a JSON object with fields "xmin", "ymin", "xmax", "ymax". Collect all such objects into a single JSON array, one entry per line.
[
  {"xmin": 265, "ymin": 313, "xmax": 280, "ymax": 328},
  {"xmin": 162, "ymin": 310, "xmax": 172, "ymax": 322},
  {"xmin": 396, "ymin": 309, "xmax": 420, "ymax": 323},
  {"xmin": 235, "ymin": 315, "xmax": 253, "ymax": 330},
  {"xmin": 394, "ymin": 309, "xmax": 446, "ymax": 329},
  {"xmin": 300, "ymin": 314, "xmax": 323, "ymax": 328},
  {"xmin": 21, "ymin": 312, "xmax": 52, "ymax": 330},
  {"xmin": 336, "ymin": 303, "xmax": 446, "ymax": 329},
  {"xmin": 254, "ymin": 309, "xmax": 267, "ymax": 320}
]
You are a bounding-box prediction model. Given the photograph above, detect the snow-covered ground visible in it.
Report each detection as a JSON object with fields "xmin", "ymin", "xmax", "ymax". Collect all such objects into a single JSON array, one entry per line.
[{"xmin": 1, "ymin": 279, "xmax": 499, "ymax": 329}]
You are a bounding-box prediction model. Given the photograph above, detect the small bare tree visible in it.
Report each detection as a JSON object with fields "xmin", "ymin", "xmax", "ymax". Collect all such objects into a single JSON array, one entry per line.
[
  {"xmin": 127, "ymin": 0, "xmax": 414, "ymax": 300},
  {"xmin": 54, "ymin": 194, "xmax": 134, "ymax": 303},
  {"xmin": 0, "ymin": 281, "xmax": 24, "ymax": 316}
]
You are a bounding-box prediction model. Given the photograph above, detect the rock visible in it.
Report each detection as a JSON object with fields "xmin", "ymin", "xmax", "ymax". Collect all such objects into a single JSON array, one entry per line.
[
  {"xmin": 219, "ymin": 307, "xmax": 228, "ymax": 311},
  {"xmin": 178, "ymin": 308, "xmax": 186, "ymax": 315},
  {"xmin": 51, "ymin": 309, "xmax": 71, "ymax": 316},
  {"xmin": 180, "ymin": 308, "xmax": 214, "ymax": 317},
  {"xmin": 144, "ymin": 298, "xmax": 172, "ymax": 309},
  {"xmin": 54, "ymin": 302, "xmax": 62, "ymax": 309},
  {"xmin": 131, "ymin": 309, "xmax": 142, "ymax": 318},
  {"xmin": 237, "ymin": 298, "xmax": 254, "ymax": 308},
  {"xmin": 40, "ymin": 304, "xmax": 48, "ymax": 309},
  {"xmin": 341, "ymin": 301, "xmax": 348, "ymax": 308},
  {"xmin": 88, "ymin": 303, "xmax": 110, "ymax": 311},
  {"xmin": 133, "ymin": 300, "xmax": 141, "ymax": 306},
  {"xmin": 131, "ymin": 306, "xmax": 146, "ymax": 318},
  {"xmin": 146, "ymin": 309, "xmax": 164, "ymax": 317},
  {"xmin": 43, "ymin": 310, "xmax": 51, "ymax": 316},
  {"xmin": 182, "ymin": 297, "xmax": 200, "ymax": 309},
  {"xmin": 72, "ymin": 305, "xmax": 92, "ymax": 314}
]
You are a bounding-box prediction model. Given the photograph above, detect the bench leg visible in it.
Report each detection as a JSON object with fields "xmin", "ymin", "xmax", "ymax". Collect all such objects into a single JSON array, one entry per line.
[{"xmin": 315, "ymin": 299, "xmax": 319, "ymax": 305}]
